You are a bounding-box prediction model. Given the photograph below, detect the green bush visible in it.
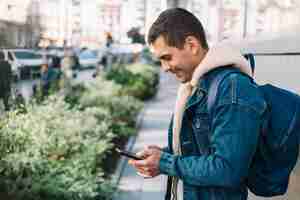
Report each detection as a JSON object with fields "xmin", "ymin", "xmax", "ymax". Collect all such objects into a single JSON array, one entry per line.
[
  {"xmin": 0, "ymin": 62, "xmax": 159, "ymax": 200},
  {"xmin": 79, "ymin": 76, "xmax": 143, "ymax": 137},
  {"xmin": 0, "ymin": 96, "xmax": 115, "ymax": 200},
  {"xmin": 105, "ymin": 63, "xmax": 159, "ymax": 100},
  {"xmin": 105, "ymin": 66, "xmax": 133, "ymax": 86},
  {"xmin": 125, "ymin": 63, "xmax": 159, "ymax": 100},
  {"xmin": 64, "ymin": 84, "xmax": 86, "ymax": 108}
]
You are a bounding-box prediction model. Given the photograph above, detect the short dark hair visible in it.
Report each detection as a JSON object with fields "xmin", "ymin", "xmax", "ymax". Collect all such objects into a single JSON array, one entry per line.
[{"xmin": 147, "ymin": 8, "xmax": 208, "ymax": 49}]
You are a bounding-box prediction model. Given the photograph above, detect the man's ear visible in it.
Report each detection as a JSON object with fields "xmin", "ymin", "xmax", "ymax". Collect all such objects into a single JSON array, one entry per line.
[{"xmin": 184, "ymin": 36, "xmax": 200, "ymax": 55}]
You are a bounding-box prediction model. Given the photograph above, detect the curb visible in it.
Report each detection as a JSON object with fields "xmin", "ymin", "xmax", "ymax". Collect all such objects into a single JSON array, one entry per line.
[{"xmin": 111, "ymin": 103, "xmax": 147, "ymax": 187}]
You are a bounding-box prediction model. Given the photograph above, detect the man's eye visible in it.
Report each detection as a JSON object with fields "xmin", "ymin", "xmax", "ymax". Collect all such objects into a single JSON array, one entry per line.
[{"xmin": 162, "ymin": 56, "xmax": 171, "ymax": 61}]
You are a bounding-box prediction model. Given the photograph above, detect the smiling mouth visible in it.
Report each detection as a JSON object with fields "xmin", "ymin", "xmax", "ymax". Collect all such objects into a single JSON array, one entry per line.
[
  {"xmin": 170, "ymin": 69, "xmax": 179, "ymax": 74},
  {"xmin": 174, "ymin": 71, "xmax": 181, "ymax": 76}
]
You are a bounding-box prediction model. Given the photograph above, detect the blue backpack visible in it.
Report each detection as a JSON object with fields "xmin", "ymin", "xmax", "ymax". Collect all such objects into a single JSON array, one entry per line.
[{"xmin": 207, "ymin": 54, "xmax": 300, "ymax": 197}]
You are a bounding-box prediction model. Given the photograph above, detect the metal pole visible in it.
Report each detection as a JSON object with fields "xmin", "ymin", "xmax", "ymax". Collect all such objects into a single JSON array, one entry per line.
[{"xmin": 243, "ymin": 0, "xmax": 248, "ymax": 38}]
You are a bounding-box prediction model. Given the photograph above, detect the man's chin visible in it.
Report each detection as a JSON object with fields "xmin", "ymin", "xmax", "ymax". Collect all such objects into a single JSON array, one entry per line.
[
  {"xmin": 176, "ymin": 76, "xmax": 188, "ymax": 83},
  {"xmin": 172, "ymin": 72, "xmax": 190, "ymax": 83}
]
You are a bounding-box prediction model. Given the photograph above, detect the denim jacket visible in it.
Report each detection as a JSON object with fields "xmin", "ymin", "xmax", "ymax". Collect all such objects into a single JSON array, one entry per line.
[{"xmin": 159, "ymin": 67, "xmax": 267, "ymax": 200}]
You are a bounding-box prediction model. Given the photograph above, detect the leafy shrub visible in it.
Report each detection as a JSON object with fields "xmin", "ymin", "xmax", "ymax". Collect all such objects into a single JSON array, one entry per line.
[
  {"xmin": 64, "ymin": 83, "xmax": 86, "ymax": 108},
  {"xmin": 79, "ymin": 76, "xmax": 143, "ymax": 137},
  {"xmin": 105, "ymin": 65, "xmax": 137, "ymax": 86},
  {"xmin": 105, "ymin": 63, "xmax": 159, "ymax": 100},
  {"xmin": 0, "ymin": 96, "xmax": 115, "ymax": 200},
  {"xmin": 0, "ymin": 62, "xmax": 159, "ymax": 200}
]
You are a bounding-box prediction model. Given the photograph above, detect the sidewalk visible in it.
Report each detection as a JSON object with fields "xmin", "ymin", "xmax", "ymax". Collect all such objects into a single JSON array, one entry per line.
[
  {"xmin": 114, "ymin": 71, "xmax": 178, "ymax": 200},
  {"xmin": 114, "ymin": 60, "xmax": 300, "ymax": 200}
]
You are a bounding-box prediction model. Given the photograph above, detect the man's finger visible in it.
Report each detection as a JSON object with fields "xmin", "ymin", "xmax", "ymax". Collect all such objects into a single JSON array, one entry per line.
[
  {"xmin": 129, "ymin": 161, "xmax": 147, "ymax": 172},
  {"xmin": 136, "ymin": 148, "xmax": 152, "ymax": 158},
  {"xmin": 128, "ymin": 159, "xmax": 144, "ymax": 168},
  {"xmin": 146, "ymin": 145, "xmax": 162, "ymax": 151},
  {"xmin": 137, "ymin": 171, "xmax": 152, "ymax": 178},
  {"xmin": 128, "ymin": 159, "xmax": 134, "ymax": 165},
  {"xmin": 132, "ymin": 159, "xmax": 148, "ymax": 168}
]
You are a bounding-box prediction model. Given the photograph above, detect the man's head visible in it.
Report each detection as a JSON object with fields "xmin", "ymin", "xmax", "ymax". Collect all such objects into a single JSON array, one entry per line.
[
  {"xmin": 148, "ymin": 8, "xmax": 209, "ymax": 83},
  {"xmin": 41, "ymin": 63, "xmax": 49, "ymax": 73}
]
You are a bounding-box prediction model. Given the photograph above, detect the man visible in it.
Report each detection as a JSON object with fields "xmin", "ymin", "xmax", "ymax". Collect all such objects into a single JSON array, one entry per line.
[
  {"xmin": 0, "ymin": 58, "xmax": 12, "ymax": 111},
  {"xmin": 40, "ymin": 63, "xmax": 58, "ymax": 97},
  {"xmin": 129, "ymin": 8, "xmax": 267, "ymax": 200}
]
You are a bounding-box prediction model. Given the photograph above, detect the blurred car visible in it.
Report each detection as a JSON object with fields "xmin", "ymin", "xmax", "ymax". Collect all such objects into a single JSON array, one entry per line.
[
  {"xmin": 47, "ymin": 46, "xmax": 65, "ymax": 57},
  {"xmin": 35, "ymin": 49, "xmax": 62, "ymax": 69},
  {"xmin": 79, "ymin": 50, "xmax": 101, "ymax": 69},
  {"xmin": 0, "ymin": 49, "xmax": 45, "ymax": 80}
]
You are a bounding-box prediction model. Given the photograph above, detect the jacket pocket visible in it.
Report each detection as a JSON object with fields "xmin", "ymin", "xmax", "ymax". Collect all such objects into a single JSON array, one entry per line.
[{"xmin": 191, "ymin": 110, "xmax": 210, "ymax": 154}]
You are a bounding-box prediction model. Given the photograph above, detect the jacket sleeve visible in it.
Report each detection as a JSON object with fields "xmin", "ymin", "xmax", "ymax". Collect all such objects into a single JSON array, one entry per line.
[
  {"xmin": 162, "ymin": 115, "xmax": 174, "ymax": 153},
  {"xmin": 159, "ymin": 74, "xmax": 266, "ymax": 188}
]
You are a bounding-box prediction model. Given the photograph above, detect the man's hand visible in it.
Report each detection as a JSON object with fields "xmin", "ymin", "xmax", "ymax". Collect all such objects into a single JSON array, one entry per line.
[{"xmin": 128, "ymin": 145, "xmax": 162, "ymax": 178}]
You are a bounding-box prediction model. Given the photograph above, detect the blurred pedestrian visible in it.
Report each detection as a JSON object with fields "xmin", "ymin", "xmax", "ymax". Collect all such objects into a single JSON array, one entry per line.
[
  {"xmin": 40, "ymin": 63, "xmax": 58, "ymax": 97},
  {"xmin": 49, "ymin": 54, "xmax": 62, "ymax": 69},
  {"xmin": 70, "ymin": 51, "xmax": 80, "ymax": 78},
  {"xmin": 106, "ymin": 32, "xmax": 113, "ymax": 48},
  {"xmin": 60, "ymin": 49, "xmax": 75, "ymax": 94},
  {"xmin": 0, "ymin": 58, "xmax": 12, "ymax": 111}
]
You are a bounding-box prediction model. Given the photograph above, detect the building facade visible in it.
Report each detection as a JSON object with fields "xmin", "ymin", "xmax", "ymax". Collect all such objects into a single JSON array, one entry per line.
[
  {"xmin": 39, "ymin": 0, "xmax": 104, "ymax": 48},
  {"xmin": 99, "ymin": 0, "xmax": 121, "ymax": 43},
  {"xmin": 0, "ymin": 0, "xmax": 35, "ymax": 47},
  {"xmin": 39, "ymin": 0, "xmax": 73, "ymax": 47},
  {"xmin": 1, "ymin": 0, "xmax": 300, "ymax": 48},
  {"xmin": 168, "ymin": 0, "xmax": 300, "ymax": 44},
  {"xmin": 80, "ymin": 0, "xmax": 103, "ymax": 48}
]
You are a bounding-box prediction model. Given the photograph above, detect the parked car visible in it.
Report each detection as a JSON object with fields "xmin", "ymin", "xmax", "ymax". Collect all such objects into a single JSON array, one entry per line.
[
  {"xmin": 35, "ymin": 49, "xmax": 62, "ymax": 69},
  {"xmin": 46, "ymin": 46, "xmax": 65, "ymax": 57},
  {"xmin": 0, "ymin": 49, "xmax": 46, "ymax": 80},
  {"xmin": 79, "ymin": 50, "xmax": 101, "ymax": 69}
]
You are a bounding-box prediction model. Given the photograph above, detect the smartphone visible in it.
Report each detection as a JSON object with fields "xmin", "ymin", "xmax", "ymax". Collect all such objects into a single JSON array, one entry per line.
[{"xmin": 115, "ymin": 148, "xmax": 143, "ymax": 160}]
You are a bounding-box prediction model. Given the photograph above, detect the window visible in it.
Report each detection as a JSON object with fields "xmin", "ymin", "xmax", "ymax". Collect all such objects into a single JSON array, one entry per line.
[
  {"xmin": 79, "ymin": 51, "xmax": 97, "ymax": 59},
  {"xmin": 13, "ymin": 51, "xmax": 42, "ymax": 59}
]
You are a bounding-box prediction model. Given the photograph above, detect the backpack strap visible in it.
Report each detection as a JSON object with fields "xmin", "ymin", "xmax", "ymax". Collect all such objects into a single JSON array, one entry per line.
[
  {"xmin": 207, "ymin": 70, "xmax": 238, "ymax": 114},
  {"xmin": 208, "ymin": 54, "xmax": 256, "ymax": 114},
  {"xmin": 244, "ymin": 53, "xmax": 255, "ymax": 74},
  {"xmin": 165, "ymin": 176, "xmax": 172, "ymax": 200}
]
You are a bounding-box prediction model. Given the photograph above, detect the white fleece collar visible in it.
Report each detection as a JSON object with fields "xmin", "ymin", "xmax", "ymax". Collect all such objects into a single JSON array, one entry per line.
[{"xmin": 191, "ymin": 44, "xmax": 253, "ymax": 87}]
